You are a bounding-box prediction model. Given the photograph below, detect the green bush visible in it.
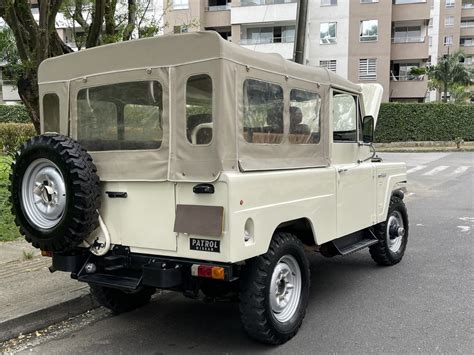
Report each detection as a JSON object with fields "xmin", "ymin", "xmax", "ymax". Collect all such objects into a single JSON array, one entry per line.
[
  {"xmin": 0, "ymin": 104, "xmax": 30, "ymax": 123},
  {"xmin": 375, "ymin": 103, "xmax": 474, "ymax": 143},
  {"xmin": 0, "ymin": 123, "xmax": 36, "ymax": 154}
]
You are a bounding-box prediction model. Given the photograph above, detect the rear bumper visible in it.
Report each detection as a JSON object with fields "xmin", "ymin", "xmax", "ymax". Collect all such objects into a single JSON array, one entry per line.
[{"xmin": 52, "ymin": 247, "xmax": 240, "ymax": 292}]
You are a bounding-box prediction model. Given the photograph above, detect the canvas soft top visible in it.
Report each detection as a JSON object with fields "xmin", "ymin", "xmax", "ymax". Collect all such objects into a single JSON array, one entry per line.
[{"xmin": 39, "ymin": 31, "xmax": 361, "ymax": 93}]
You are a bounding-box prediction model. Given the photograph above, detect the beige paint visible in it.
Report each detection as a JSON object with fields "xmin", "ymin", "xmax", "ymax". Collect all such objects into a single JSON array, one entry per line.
[{"xmin": 38, "ymin": 32, "xmax": 406, "ymax": 264}]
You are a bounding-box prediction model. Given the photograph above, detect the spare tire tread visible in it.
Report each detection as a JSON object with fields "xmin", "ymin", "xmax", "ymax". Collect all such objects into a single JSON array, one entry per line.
[{"xmin": 10, "ymin": 134, "xmax": 101, "ymax": 252}]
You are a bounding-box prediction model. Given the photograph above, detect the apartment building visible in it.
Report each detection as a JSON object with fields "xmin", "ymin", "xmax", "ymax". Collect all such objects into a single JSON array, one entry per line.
[
  {"xmin": 163, "ymin": 0, "xmax": 297, "ymax": 59},
  {"xmin": 165, "ymin": 0, "xmax": 472, "ymax": 103}
]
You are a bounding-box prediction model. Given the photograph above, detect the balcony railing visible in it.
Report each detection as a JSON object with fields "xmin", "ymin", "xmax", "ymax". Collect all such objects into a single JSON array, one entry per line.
[
  {"xmin": 460, "ymin": 22, "xmax": 474, "ymax": 28},
  {"xmin": 392, "ymin": 36, "xmax": 426, "ymax": 43},
  {"xmin": 462, "ymin": 2, "xmax": 474, "ymax": 8},
  {"xmin": 240, "ymin": 37, "xmax": 295, "ymax": 45},
  {"xmin": 236, "ymin": 0, "xmax": 296, "ymax": 7},
  {"xmin": 206, "ymin": 4, "xmax": 231, "ymax": 11},
  {"xmin": 390, "ymin": 74, "xmax": 425, "ymax": 81}
]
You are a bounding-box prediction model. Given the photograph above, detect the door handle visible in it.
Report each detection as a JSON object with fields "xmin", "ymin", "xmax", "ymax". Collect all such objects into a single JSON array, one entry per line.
[
  {"xmin": 378, "ymin": 173, "xmax": 387, "ymax": 178},
  {"xmin": 338, "ymin": 168, "xmax": 348, "ymax": 173}
]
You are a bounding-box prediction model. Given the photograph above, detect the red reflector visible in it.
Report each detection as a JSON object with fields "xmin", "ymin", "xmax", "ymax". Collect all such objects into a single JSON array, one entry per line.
[
  {"xmin": 198, "ymin": 265, "xmax": 213, "ymax": 278},
  {"xmin": 41, "ymin": 250, "xmax": 53, "ymax": 257}
]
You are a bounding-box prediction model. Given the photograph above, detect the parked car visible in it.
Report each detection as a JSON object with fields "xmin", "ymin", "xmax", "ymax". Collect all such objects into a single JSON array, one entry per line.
[{"xmin": 10, "ymin": 32, "xmax": 408, "ymax": 344}]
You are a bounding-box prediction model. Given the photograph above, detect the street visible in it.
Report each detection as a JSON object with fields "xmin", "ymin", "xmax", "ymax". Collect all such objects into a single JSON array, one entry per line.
[{"xmin": 3, "ymin": 152, "xmax": 473, "ymax": 354}]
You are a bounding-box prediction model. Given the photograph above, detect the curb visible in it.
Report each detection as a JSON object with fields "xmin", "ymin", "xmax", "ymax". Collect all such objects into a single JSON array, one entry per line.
[{"xmin": 0, "ymin": 293, "xmax": 97, "ymax": 343}]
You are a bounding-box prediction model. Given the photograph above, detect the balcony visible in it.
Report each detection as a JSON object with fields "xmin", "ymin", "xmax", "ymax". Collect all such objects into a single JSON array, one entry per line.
[
  {"xmin": 206, "ymin": 4, "xmax": 231, "ymax": 11},
  {"xmin": 390, "ymin": 76, "xmax": 428, "ymax": 99},
  {"xmin": 391, "ymin": 37, "xmax": 429, "ymax": 60},
  {"xmin": 231, "ymin": 1, "xmax": 297, "ymax": 25},
  {"xmin": 392, "ymin": 1, "xmax": 430, "ymax": 22}
]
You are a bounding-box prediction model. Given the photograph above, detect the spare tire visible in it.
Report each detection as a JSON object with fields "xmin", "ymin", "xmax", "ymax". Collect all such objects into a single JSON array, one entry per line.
[{"xmin": 10, "ymin": 134, "xmax": 101, "ymax": 252}]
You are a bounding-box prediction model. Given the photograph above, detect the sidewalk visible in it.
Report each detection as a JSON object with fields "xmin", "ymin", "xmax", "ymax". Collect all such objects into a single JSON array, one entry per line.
[
  {"xmin": 375, "ymin": 141, "xmax": 474, "ymax": 152},
  {"xmin": 0, "ymin": 240, "xmax": 96, "ymax": 342}
]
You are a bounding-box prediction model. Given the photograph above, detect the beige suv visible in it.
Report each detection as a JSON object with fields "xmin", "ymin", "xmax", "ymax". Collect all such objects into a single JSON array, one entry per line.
[{"xmin": 10, "ymin": 32, "xmax": 408, "ymax": 344}]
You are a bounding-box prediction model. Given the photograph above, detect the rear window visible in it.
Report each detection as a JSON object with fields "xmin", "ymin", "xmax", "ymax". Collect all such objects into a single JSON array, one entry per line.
[
  {"xmin": 77, "ymin": 81, "xmax": 163, "ymax": 151},
  {"xmin": 186, "ymin": 74, "xmax": 213, "ymax": 145},
  {"xmin": 243, "ymin": 79, "xmax": 284, "ymax": 144}
]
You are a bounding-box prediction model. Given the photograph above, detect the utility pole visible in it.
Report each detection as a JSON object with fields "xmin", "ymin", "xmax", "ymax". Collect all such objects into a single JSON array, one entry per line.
[{"xmin": 294, "ymin": 0, "xmax": 308, "ymax": 64}]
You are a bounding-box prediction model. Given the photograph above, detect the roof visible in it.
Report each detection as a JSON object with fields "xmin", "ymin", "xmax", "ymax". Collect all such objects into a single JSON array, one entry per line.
[{"xmin": 38, "ymin": 31, "xmax": 361, "ymax": 92}]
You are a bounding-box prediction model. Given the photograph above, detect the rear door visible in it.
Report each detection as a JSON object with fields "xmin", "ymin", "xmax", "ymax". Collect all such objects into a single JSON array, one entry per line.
[{"xmin": 69, "ymin": 68, "xmax": 177, "ymax": 252}]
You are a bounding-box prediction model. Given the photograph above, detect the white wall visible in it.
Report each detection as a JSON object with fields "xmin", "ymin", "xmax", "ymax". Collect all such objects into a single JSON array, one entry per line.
[
  {"xmin": 231, "ymin": 3, "xmax": 297, "ymax": 24},
  {"xmin": 304, "ymin": 0, "xmax": 350, "ymax": 78}
]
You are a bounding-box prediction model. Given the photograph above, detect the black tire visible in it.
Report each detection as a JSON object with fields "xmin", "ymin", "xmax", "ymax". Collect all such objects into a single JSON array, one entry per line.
[
  {"xmin": 239, "ymin": 232, "xmax": 310, "ymax": 345},
  {"xmin": 369, "ymin": 195, "xmax": 409, "ymax": 266},
  {"xmin": 89, "ymin": 284, "xmax": 155, "ymax": 314},
  {"xmin": 10, "ymin": 134, "xmax": 100, "ymax": 252}
]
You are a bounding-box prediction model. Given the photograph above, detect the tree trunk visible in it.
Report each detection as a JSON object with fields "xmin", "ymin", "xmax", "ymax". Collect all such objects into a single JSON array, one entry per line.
[{"xmin": 17, "ymin": 73, "xmax": 40, "ymax": 133}]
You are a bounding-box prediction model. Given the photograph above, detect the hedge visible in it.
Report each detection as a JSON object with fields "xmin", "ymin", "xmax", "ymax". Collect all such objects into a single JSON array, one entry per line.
[
  {"xmin": 0, "ymin": 104, "xmax": 30, "ymax": 124},
  {"xmin": 0, "ymin": 123, "xmax": 36, "ymax": 154},
  {"xmin": 375, "ymin": 103, "xmax": 474, "ymax": 143}
]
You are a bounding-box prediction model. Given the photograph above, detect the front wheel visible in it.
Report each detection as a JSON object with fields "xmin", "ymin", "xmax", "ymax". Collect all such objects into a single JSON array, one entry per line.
[
  {"xmin": 369, "ymin": 195, "xmax": 409, "ymax": 266},
  {"xmin": 239, "ymin": 232, "xmax": 310, "ymax": 344}
]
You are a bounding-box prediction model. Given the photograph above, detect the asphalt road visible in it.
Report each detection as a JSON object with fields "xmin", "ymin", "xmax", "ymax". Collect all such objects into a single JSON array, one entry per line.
[{"xmin": 8, "ymin": 152, "xmax": 474, "ymax": 354}]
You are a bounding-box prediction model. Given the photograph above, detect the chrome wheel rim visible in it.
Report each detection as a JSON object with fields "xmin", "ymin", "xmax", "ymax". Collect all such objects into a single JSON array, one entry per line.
[
  {"xmin": 21, "ymin": 158, "xmax": 66, "ymax": 230},
  {"xmin": 387, "ymin": 210, "xmax": 405, "ymax": 253},
  {"xmin": 270, "ymin": 254, "xmax": 302, "ymax": 323}
]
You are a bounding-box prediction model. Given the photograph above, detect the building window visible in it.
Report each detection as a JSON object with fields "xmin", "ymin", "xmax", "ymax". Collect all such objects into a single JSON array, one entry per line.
[
  {"xmin": 360, "ymin": 20, "xmax": 378, "ymax": 42},
  {"xmin": 321, "ymin": 0, "xmax": 337, "ymax": 5},
  {"xmin": 445, "ymin": 16, "xmax": 454, "ymax": 26},
  {"xmin": 320, "ymin": 60, "xmax": 337, "ymax": 72},
  {"xmin": 444, "ymin": 35, "xmax": 453, "ymax": 45},
  {"xmin": 243, "ymin": 79, "xmax": 284, "ymax": 144},
  {"xmin": 361, "ymin": 0, "xmax": 379, "ymax": 3},
  {"xmin": 428, "ymin": 18, "xmax": 433, "ymax": 27},
  {"xmin": 242, "ymin": 26, "xmax": 295, "ymax": 44},
  {"xmin": 173, "ymin": 0, "xmax": 189, "ymax": 10},
  {"xmin": 461, "ymin": 18, "xmax": 474, "ymax": 28},
  {"xmin": 445, "ymin": 0, "xmax": 455, "ymax": 7},
  {"xmin": 359, "ymin": 58, "xmax": 377, "ymax": 80},
  {"xmin": 186, "ymin": 74, "xmax": 213, "ymax": 145},
  {"xmin": 463, "ymin": 0, "xmax": 474, "ymax": 9},
  {"xmin": 289, "ymin": 90, "xmax": 321, "ymax": 144},
  {"xmin": 393, "ymin": 0, "xmax": 426, "ymax": 3},
  {"xmin": 393, "ymin": 25, "xmax": 423, "ymax": 43},
  {"xmin": 320, "ymin": 22, "xmax": 337, "ymax": 44},
  {"xmin": 460, "ymin": 37, "xmax": 474, "ymax": 46}
]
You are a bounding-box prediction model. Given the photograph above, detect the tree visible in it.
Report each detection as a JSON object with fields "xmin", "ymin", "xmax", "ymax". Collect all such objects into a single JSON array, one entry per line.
[
  {"xmin": 425, "ymin": 51, "xmax": 473, "ymax": 103},
  {"xmin": 0, "ymin": 0, "xmax": 183, "ymax": 133}
]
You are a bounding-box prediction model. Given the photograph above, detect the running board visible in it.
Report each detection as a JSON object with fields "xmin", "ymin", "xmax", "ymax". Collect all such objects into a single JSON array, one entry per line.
[
  {"xmin": 78, "ymin": 273, "xmax": 142, "ymax": 291},
  {"xmin": 332, "ymin": 230, "xmax": 379, "ymax": 256}
]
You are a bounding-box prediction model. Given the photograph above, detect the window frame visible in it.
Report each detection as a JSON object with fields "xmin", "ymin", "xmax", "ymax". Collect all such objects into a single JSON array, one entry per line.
[
  {"xmin": 360, "ymin": 20, "xmax": 379, "ymax": 42},
  {"xmin": 332, "ymin": 91, "xmax": 363, "ymax": 144},
  {"xmin": 320, "ymin": 22, "xmax": 337, "ymax": 44},
  {"xmin": 359, "ymin": 58, "xmax": 377, "ymax": 81},
  {"xmin": 185, "ymin": 73, "xmax": 215, "ymax": 146}
]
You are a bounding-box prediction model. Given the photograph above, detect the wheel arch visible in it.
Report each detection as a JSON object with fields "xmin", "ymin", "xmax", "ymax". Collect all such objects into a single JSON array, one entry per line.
[{"xmin": 272, "ymin": 217, "xmax": 317, "ymax": 247}]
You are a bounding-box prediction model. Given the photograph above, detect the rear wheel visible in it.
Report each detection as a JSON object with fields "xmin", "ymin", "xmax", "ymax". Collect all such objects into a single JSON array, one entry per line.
[
  {"xmin": 239, "ymin": 232, "xmax": 310, "ymax": 344},
  {"xmin": 89, "ymin": 284, "xmax": 155, "ymax": 314},
  {"xmin": 369, "ymin": 196, "xmax": 409, "ymax": 266}
]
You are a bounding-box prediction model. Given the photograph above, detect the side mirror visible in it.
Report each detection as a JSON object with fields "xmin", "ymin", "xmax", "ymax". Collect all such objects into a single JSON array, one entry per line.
[{"xmin": 362, "ymin": 115, "xmax": 374, "ymax": 144}]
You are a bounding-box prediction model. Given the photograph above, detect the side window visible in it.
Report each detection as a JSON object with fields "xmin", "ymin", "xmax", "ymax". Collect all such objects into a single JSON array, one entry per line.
[
  {"xmin": 77, "ymin": 81, "xmax": 162, "ymax": 151},
  {"xmin": 186, "ymin": 74, "xmax": 213, "ymax": 145},
  {"xmin": 243, "ymin": 79, "xmax": 283, "ymax": 144},
  {"xmin": 289, "ymin": 89, "xmax": 321, "ymax": 144},
  {"xmin": 43, "ymin": 93, "xmax": 60, "ymax": 133},
  {"xmin": 333, "ymin": 93, "xmax": 357, "ymax": 142}
]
